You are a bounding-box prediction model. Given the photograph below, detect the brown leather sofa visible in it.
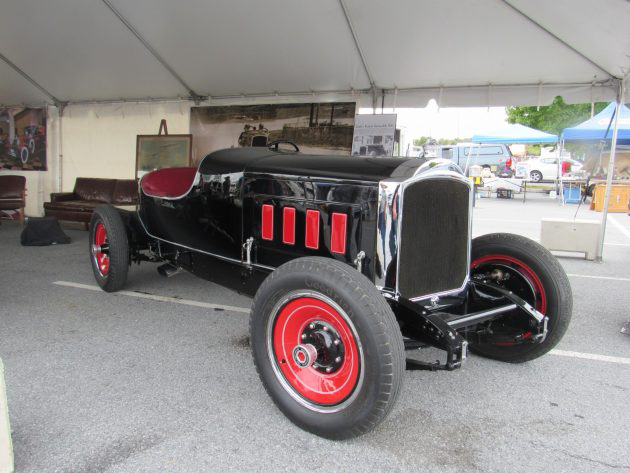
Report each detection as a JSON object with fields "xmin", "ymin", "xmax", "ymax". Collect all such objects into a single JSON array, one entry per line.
[
  {"xmin": 44, "ymin": 177, "xmax": 138, "ymax": 225},
  {"xmin": 0, "ymin": 175, "xmax": 26, "ymax": 224}
]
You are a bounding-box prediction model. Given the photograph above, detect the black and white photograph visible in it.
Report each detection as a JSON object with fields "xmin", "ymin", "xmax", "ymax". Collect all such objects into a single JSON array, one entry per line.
[
  {"xmin": 190, "ymin": 102, "xmax": 356, "ymax": 164},
  {"xmin": 351, "ymin": 113, "xmax": 397, "ymax": 157}
]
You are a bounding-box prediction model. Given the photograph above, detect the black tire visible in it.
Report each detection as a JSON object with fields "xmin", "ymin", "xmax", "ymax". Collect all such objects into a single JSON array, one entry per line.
[
  {"xmin": 250, "ymin": 257, "xmax": 405, "ymax": 439},
  {"xmin": 469, "ymin": 233, "xmax": 572, "ymax": 363},
  {"xmin": 89, "ymin": 205, "xmax": 129, "ymax": 292},
  {"xmin": 530, "ymin": 170, "xmax": 543, "ymax": 182}
]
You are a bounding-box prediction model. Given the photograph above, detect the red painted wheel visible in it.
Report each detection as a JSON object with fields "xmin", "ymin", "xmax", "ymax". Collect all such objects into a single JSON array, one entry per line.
[
  {"xmin": 250, "ymin": 257, "xmax": 405, "ymax": 439},
  {"xmin": 269, "ymin": 293, "xmax": 362, "ymax": 408},
  {"xmin": 93, "ymin": 223, "xmax": 110, "ymax": 276},
  {"xmin": 469, "ymin": 233, "xmax": 572, "ymax": 362},
  {"xmin": 471, "ymin": 254, "xmax": 547, "ymax": 314},
  {"xmin": 89, "ymin": 206, "xmax": 129, "ymax": 292}
]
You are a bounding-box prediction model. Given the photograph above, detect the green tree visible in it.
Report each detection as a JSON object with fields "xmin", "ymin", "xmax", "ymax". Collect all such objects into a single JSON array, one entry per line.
[
  {"xmin": 506, "ymin": 96, "xmax": 608, "ymax": 136},
  {"xmin": 413, "ymin": 136, "xmax": 431, "ymax": 146}
]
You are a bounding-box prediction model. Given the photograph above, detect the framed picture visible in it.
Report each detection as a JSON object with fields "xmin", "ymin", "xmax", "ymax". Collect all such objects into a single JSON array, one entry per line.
[{"xmin": 135, "ymin": 134, "xmax": 192, "ymax": 179}]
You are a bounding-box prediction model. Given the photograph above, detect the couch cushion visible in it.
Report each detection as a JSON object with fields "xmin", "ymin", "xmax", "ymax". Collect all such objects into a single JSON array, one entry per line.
[
  {"xmin": 73, "ymin": 178, "xmax": 116, "ymax": 203},
  {"xmin": 112, "ymin": 179, "xmax": 138, "ymax": 204},
  {"xmin": 44, "ymin": 200, "xmax": 102, "ymax": 212},
  {"xmin": 0, "ymin": 175, "xmax": 26, "ymax": 199}
]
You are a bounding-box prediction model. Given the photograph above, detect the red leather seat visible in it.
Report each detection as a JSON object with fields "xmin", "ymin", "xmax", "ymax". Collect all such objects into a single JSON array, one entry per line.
[{"xmin": 140, "ymin": 167, "xmax": 198, "ymax": 198}]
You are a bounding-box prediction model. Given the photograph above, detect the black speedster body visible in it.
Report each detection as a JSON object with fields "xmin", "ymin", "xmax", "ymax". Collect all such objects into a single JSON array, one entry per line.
[{"xmin": 89, "ymin": 144, "xmax": 572, "ymax": 439}]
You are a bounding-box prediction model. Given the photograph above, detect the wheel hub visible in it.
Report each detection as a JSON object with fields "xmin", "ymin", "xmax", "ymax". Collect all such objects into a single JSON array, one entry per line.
[
  {"xmin": 93, "ymin": 223, "xmax": 110, "ymax": 276},
  {"xmin": 292, "ymin": 343, "xmax": 318, "ymax": 368},
  {"xmin": 299, "ymin": 320, "xmax": 345, "ymax": 374}
]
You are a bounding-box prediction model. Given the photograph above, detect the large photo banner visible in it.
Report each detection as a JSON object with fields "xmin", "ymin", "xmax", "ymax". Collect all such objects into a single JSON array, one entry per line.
[
  {"xmin": 352, "ymin": 113, "xmax": 397, "ymax": 157},
  {"xmin": 190, "ymin": 102, "xmax": 356, "ymax": 165},
  {"xmin": 0, "ymin": 107, "xmax": 47, "ymax": 170}
]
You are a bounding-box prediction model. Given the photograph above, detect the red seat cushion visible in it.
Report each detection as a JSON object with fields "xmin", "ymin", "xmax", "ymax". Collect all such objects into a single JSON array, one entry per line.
[{"xmin": 141, "ymin": 167, "xmax": 198, "ymax": 199}]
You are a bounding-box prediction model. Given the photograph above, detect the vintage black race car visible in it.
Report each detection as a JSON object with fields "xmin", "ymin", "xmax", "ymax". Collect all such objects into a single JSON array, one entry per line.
[{"xmin": 88, "ymin": 141, "xmax": 572, "ymax": 439}]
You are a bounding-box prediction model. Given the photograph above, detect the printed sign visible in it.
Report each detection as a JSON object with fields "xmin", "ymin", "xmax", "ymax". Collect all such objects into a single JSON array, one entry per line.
[{"xmin": 351, "ymin": 114, "xmax": 397, "ymax": 157}]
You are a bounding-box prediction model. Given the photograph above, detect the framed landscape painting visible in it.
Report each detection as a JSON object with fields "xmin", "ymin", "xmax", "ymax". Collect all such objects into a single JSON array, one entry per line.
[{"xmin": 135, "ymin": 134, "xmax": 192, "ymax": 179}]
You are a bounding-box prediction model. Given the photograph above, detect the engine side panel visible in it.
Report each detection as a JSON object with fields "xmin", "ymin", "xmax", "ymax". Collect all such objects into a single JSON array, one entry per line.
[{"xmin": 243, "ymin": 174, "xmax": 379, "ymax": 281}]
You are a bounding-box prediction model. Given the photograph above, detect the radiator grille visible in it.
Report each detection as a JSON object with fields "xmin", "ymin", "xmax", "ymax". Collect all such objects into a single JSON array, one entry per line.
[{"xmin": 397, "ymin": 178, "xmax": 470, "ymax": 299}]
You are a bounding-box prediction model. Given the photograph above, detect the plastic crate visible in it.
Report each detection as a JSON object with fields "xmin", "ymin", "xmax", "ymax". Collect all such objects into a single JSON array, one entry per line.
[{"xmin": 562, "ymin": 185, "xmax": 581, "ymax": 204}]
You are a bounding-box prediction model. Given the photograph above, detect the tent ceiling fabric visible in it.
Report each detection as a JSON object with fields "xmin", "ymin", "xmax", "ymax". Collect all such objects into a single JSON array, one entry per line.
[{"xmin": 1, "ymin": 0, "xmax": 628, "ymax": 108}]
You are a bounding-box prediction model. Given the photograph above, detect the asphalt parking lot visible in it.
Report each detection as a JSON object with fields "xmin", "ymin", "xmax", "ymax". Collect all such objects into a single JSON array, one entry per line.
[{"xmin": 1, "ymin": 196, "xmax": 630, "ymax": 473}]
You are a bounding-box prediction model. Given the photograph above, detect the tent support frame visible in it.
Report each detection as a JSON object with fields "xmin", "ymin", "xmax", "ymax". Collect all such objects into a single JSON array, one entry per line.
[
  {"xmin": 500, "ymin": 0, "xmax": 615, "ymax": 80},
  {"xmin": 0, "ymin": 52, "xmax": 61, "ymax": 104},
  {"xmin": 597, "ymin": 78, "xmax": 626, "ymax": 262},
  {"xmin": 100, "ymin": 0, "xmax": 207, "ymax": 104}
]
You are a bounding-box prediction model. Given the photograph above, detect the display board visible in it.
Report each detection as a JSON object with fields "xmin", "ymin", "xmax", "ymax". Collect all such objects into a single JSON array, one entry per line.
[
  {"xmin": 190, "ymin": 102, "xmax": 356, "ymax": 165},
  {"xmin": 135, "ymin": 134, "xmax": 192, "ymax": 179},
  {"xmin": 352, "ymin": 114, "xmax": 397, "ymax": 157},
  {"xmin": 0, "ymin": 107, "xmax": 47, "ymax": 171}
]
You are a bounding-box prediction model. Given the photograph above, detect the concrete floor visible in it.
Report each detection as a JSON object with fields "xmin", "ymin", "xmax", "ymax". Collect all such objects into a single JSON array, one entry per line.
[{"xmin": 1, "ymin": 196, "xmax": 630, "ymax": 473}]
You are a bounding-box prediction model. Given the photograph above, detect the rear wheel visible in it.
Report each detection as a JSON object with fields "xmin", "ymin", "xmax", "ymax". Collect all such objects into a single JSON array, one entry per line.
[
  {"xmin": 530, "ymin": 170, "xmax": 543, "ymax": 182},
  {"xmin": 89, "ymin": 206, "xmax": 129, "ymax": 292},
  {"xmin": 250, "ymin": 257, "xmax": 405, "ymax": 439},
  {"xmin": 469, "ymin": 233, "xmax": 572, "ymax": 362}
]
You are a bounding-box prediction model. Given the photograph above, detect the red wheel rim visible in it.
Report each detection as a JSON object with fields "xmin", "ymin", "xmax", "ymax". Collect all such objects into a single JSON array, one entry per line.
[
  {"xmin": 471, "ymin": 255, "xmax": 547, "ymax": 314},
  {"xmin": 94, "ymin": 223, "xmax": 110, "ymax": 276},
  {"xmin": 271, "ymin": 296, "xmax": 361, "ymax": 406}
]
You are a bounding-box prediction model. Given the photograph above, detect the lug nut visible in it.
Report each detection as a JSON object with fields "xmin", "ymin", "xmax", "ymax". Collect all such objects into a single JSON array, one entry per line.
[
  {"xmin": 301, "ymin": 334, "xmax": 307, "ymax": 340},
  {"xmin": 333, "ymin": 339, "xmax": 340, "ymax": 346},
  {"xmin": 309, "ymin": 323, "xmax": 315, "ymax": 329},
  {"xmin": 326, "ymin": 367, "xmax": 333, "ymax": 373},
  {"xmin": 335, "ymin": 356, "xmax": 341, "ymax": 363},
  {"xmin": 323, "ymin": 326, "xmax": 328, "ymax": 331}
]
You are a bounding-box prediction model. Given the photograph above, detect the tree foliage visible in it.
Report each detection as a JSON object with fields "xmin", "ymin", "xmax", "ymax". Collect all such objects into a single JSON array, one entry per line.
[
  {"xmin": 413, "ymin": 136, "xmax": 469, "ymax": 146},
  {"xmin": 506, "ymin": 96, "xmax": 608, "ymax": 136}
]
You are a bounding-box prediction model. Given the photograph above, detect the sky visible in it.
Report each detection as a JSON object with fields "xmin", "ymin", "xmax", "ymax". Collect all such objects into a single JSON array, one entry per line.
[{"xmin": 360, "ymin": 99, "xmax": 508, "ymax": 141}]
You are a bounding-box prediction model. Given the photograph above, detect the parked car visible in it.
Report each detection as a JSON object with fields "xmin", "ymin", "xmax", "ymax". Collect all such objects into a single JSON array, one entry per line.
[
  {"xmin": 444, "ymin": 143, "xmax": 514, "ymax": 176},
  {"xmin": 88, "ymin": 142, "xmax": 572, "ymax": 439},
  {"xmin": 525, "ymin": 157, "xmax": 583, "ymax": 182}
]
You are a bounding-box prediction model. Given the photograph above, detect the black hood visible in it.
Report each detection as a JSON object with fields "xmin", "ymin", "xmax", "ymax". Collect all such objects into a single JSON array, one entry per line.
[{"xmin": 199, "ymin": 148, "xmax": 426, "ymax": 182}]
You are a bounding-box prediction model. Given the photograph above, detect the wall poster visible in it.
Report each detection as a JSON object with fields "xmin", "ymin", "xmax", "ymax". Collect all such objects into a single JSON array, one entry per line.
[
  {"xmin": 0, "ymin": 107, "xmax": 47, "ymax": 170},
  {"xmin": 190, "ymin": 102, "xmax": 356, "ymax": 165}
]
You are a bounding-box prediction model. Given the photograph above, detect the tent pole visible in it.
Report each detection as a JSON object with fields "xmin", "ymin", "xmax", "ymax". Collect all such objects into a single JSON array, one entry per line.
[
  {"xmin": 57, "ymin": 104, "xmax": 65, "ymax": 192},
  {"xmin": 596, "ymin": 79, "xmax": 625, "ymax": 262}
]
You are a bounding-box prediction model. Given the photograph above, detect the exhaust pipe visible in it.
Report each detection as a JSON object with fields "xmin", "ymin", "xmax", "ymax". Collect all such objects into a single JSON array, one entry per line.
[{"xmin": 157, "ymin": 263, "xmax": 183, "ymax": 278}]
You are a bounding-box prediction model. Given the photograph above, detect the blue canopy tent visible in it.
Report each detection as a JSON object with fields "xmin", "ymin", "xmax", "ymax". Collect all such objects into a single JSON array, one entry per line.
[
  {"xmin": 472, "ymin": 123, "xmax": 558, "ymax": 144},
  {"xmin": 464, "ymin": 124, "xmax": 558, "ymax": 176},
  {"xmin": 563, "ymin": 102, "xmax": 630, "ymax": 143},
  {"xmin": 561, "ymin": 98, "xmax": 629, "ymax": 263}
]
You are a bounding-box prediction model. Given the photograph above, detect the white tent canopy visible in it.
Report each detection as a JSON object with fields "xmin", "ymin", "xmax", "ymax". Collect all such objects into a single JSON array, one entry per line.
[{"xmin": 1, "ymin": 0, "xmax": 629, "ymax": 108}]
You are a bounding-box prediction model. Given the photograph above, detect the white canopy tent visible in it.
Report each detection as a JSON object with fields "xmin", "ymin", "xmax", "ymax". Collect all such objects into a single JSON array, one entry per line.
[{"xmin": 1, "ymin": 0, "xmax": 628, "ymax": 108}]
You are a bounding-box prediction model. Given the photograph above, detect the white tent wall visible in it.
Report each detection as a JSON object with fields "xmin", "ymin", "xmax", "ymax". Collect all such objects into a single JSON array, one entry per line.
[{"xmin": 60, "ymin": 102, "xmax": 191, "ymax": 192}]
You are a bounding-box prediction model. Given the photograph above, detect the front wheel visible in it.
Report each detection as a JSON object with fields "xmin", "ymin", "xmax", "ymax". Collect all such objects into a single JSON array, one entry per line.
[
  {"xmin": 530, "ymin": 170, "xmax": 543, "ymax": 182},
  {"xmin": 250, "ymin": 257, "xmax": 405, "ymax": 439},
  {"xmin": 89, "ymin": 206, "xmax": 129, "ymax": 292},
  {"xmin": 469, "ymin": 233, "xmax": 572, "ymax": 362}
]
